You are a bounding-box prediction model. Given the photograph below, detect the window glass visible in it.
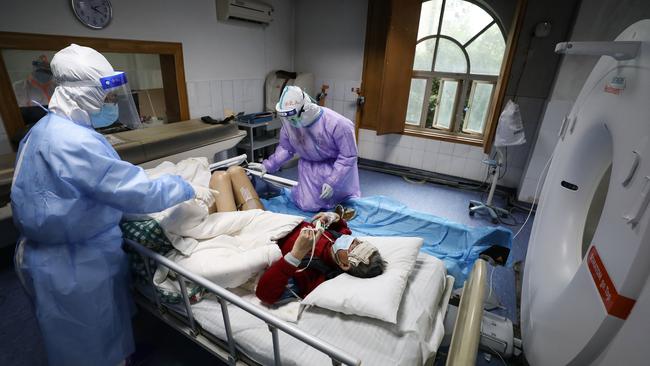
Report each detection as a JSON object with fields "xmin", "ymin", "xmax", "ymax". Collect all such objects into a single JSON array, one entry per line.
[
  {"xmin": 413, "ymin": 38, "xmax": 437, "ymax": 71},
  {"xmin": 433, "ymin": 39, "xmax": 467, "ymax": 74},
  {"xmin": 440, "ymin": 0, "xmax": 493, "ymax": 44},
  {"xmin": 433, "ymin": 80, "xmax": 458, "ymax": 129},
  {"xmin": 466, "ymin": 24, "xmax": 505, "ymax": 75},
  {"xmin": 406, "ymin": 78, "xmax": 427, "ymax": 125},
  {"xmin": 417, "ymin": 0, "xmax": 443, "ymax": 39},
  {"xmin": 463, "ymin": 82, "xmax": 494, "ymax": 133}
]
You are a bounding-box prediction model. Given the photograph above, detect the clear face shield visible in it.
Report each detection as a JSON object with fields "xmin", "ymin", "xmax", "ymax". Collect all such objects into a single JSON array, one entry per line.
[
  {"xmin": 277, "ymin": 106, "xmax": 305, "ymax": 128},
  {"xmin": 98, "ymin": 72, "xmax": 141, "ymax": 129}
]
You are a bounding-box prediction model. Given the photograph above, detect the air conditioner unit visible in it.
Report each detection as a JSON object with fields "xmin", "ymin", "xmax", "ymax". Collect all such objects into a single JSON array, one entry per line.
[{"xmin": 216, "ymin": 0, "xmax": 273, "ymax": 24}]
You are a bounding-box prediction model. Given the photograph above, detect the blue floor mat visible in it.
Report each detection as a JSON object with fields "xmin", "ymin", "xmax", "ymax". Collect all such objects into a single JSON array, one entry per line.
[{"xmin": 261, "ymin": 189, "xmax": 512, "ymax": 286}]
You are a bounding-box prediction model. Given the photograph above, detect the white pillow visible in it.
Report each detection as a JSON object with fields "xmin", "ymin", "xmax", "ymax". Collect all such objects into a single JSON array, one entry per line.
[{"xmin": 301, "ymin": 236, "xmax": 423, "ymax": 324}]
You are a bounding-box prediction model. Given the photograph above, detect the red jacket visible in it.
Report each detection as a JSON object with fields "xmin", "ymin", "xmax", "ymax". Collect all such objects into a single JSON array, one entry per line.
[{"xmin": 256, "ymin": 220, "xmax": 351, "ymax": 304}]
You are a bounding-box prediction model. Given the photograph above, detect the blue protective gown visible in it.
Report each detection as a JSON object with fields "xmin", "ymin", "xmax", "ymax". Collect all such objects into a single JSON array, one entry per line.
[{"xmin": 11, "ymin": 112, "xmax": 194, "ymax": 366}]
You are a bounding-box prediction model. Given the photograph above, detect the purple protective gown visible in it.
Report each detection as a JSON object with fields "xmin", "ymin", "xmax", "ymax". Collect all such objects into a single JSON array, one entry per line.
[{"xmin": 263, "ymin": 107, "xmax": 360, "ymax": 211}]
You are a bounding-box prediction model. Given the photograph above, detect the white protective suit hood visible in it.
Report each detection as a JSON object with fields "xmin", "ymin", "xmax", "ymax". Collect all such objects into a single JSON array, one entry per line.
[
  {"xmin": 275, "ymin": 85, "xmax": 322, "ymax": 128},
  {"xmin": 48, "ymin": 44, "xmax": 115, "ymax": 126}
]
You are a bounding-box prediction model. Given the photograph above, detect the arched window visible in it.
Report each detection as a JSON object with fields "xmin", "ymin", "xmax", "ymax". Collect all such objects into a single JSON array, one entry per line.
[{"xmin": 405, "ymin": 0, "xmax": 505, "ymax": 136}]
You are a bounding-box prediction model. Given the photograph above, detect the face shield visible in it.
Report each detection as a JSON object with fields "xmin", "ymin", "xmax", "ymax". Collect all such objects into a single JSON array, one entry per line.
[
  {"xmin": 277, "ymin": 106, "xmax": 305, "ymax": 128},
  {"xmin": 97, "ymin": 72, "xmax": 141, "ymax": 129},
  {"xmin": 31, "ymin": 56, "xmax": 53, "ymax": 84},
  {"xmin": 275, "ymin": 86, "xmax": 323, "ymax": 128}
]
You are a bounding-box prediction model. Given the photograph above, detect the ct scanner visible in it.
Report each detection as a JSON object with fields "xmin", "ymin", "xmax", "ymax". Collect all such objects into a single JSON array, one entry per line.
[{"xmin": 521, "ymin": 20, "xmax": 650, "ymax": 365}]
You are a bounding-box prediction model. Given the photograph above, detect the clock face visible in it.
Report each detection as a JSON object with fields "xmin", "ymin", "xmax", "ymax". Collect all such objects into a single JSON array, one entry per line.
[{"xmin": 71, "ymin": 0, "xmax": 112, "ymax": 29}]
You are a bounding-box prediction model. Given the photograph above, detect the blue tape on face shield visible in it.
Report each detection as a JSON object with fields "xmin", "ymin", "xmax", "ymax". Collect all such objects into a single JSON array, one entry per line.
[
  {"xmin": 279, "ymin": 107, "xmax": 306, "ymax": 128},
  {"xmin": 90, "ymin": 103, "xmax": 119, "ymax": 128}
]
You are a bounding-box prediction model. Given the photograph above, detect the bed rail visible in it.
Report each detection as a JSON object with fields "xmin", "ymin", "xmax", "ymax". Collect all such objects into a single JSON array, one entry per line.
[
  {"xmin": 445, "ymin": 258, "xmax": 488, "ymax": 366},
  {"xmin": 125, "ymin": 238, "xmax": 360, "ymax": 366}
]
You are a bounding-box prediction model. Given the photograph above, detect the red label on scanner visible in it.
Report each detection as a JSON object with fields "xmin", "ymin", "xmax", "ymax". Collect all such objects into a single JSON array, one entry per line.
[{"xmin": 587, "ymin": 246, "xmax": 636, "ymax": 319}]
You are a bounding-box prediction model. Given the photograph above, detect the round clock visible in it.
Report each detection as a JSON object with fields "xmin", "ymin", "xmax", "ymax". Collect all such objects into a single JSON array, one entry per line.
[{"xmin": 71, "ymin": 0, "xmax": 113, "ymax": 29}]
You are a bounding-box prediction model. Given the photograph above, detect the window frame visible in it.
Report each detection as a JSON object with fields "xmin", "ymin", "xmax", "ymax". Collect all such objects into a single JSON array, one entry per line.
[
  {"xmin": 0, "ymin": 32, "xmax": 190, "ymax": 152},
  {"xmin": 404, "ymin": 0, "xmax": 504, "ymax": 143}
]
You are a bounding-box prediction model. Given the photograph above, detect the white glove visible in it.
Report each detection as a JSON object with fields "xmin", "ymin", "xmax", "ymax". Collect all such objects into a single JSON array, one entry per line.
[
  {"xmin": 320, "ymin": 183, "xmax": 334, "ymax": 200},
  {"xmin": 247, "ymin": 162, "xmax": 267, "ymax": 175},
  {"xmin": 192, "ymin": 184, "xmax": 219, "ymax": 207}
]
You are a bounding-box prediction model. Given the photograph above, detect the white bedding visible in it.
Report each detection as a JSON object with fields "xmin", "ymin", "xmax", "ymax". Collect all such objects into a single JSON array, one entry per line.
[
  {"xmin": 191, "ymin": 253, "xmax": 452, "ymax": 366},
  {"xmin": 131, "ymin": 158, "xmax": 306, "ymax": 293}
]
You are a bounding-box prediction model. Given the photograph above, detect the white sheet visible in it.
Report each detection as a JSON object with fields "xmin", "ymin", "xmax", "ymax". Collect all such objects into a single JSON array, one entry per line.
[
  {"xmin": 134, "ymin": 158, "xmax": 306, "ymax": 293},
  {"xmin": 191, "ymin": 253, "xmax": 450, "ymax": 366}
]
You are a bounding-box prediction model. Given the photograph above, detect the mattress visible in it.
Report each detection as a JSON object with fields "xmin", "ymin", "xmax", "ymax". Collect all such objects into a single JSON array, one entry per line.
[{"xmin": 190, "ymin": 253, "xmax": 453, "ymax": 366}]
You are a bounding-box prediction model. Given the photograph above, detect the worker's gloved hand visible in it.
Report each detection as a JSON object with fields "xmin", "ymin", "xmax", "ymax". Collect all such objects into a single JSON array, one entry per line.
[
  {"xmin": 320, "ymin": 183, "xmax": 334, "ymax": 200},
  {"xmin": 247, "ymin": 162, "xmax": 267, "ymax": 176},
  {"xmin": 191, "ymin": 184, "xmax": 219, "ymax": 207}
]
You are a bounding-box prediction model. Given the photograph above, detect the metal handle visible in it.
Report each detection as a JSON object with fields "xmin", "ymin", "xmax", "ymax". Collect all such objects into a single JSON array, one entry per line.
[
  {"xmin": 623, "ymin": 176, "xmax": 650, "ymax": 227},
  {"xmin": 621, "ymin": 151, "xmax": 640, "ymax": 187},
  {"xmin": 356, "ymin": 96, "xmax": 365, "ymax": 106}
]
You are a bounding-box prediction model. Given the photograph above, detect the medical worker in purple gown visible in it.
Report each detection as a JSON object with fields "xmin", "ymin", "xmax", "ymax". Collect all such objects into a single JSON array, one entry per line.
[{"xmin": 248, "ymin": 86, "xmax": 360, "ymax": 211}]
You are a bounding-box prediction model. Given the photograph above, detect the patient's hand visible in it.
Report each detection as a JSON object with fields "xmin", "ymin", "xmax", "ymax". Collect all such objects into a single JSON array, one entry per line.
[
  {"xmin": 291, "ymin": 228, "xmax": 321, "ymax": 259},
  {"xmin": 312, "ymin": 212, "xmax": 340, "ymax": 227}
]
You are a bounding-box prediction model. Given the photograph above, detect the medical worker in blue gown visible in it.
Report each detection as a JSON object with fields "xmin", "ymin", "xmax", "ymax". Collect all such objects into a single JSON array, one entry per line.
[{"xmin": 10, "ymin": 44, "xmax": 217, "ymax": 366}]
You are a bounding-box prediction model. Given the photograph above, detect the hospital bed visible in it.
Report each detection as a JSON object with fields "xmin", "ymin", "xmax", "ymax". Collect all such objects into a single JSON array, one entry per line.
[{"xmin": 123, "ymin": 155, "xmax": 491, "ymax": 366}]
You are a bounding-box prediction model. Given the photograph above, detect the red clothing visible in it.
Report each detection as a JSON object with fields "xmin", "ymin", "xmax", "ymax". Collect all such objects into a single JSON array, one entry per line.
[{"xmin": 256, "ymin": 220, "xmax": 351, "ymax": 304}]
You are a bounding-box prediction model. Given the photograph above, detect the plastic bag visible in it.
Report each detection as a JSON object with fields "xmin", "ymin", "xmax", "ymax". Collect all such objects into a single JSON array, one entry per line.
[{"xmin": 495, "ymin": 99, "xmax": 526, "ymax": 146}]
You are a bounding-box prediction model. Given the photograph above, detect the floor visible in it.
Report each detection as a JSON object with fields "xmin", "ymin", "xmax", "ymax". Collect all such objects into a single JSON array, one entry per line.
[{"xmin": 0, "ymin": 166, "xmax": 534, "ymax": 366}]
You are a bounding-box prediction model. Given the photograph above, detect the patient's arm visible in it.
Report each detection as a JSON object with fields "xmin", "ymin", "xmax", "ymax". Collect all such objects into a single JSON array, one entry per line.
[
  {"xmin": 328, "ymin": 218, "xmax": 352, "ymax": 235},
  {"xmin": 256, "ymin": 256, "xmax": 299, "ymax": 304},
  {"xmin": 256, "ymin": 229, "xmax": 314, "ymax": 304}
]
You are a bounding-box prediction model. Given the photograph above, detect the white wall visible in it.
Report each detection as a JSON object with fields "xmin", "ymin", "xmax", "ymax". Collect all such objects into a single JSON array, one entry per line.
[
  {"xmin": 293, "ymin": 0, "xmax": 367, "ymax": 124},
  {"xmin": 519, "ymin": 0, "xmax": 650, "ymax": 201},
  {"xmin": 0, "ymin": 0, "xmax": 294, "ymax": 150},
  {"xmin": 292, "ymin": 0, "xmax": 580, "ymax": 190}
]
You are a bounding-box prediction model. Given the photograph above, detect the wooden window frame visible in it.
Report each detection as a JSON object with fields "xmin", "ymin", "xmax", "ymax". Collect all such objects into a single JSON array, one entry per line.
[
  {"xmin": 0, "ymin": 32, "xmax": 190, "ymax": 151},
  {"xmin": 356, "ymin": 0, "xmax": 527, "ymax": 152},
  {"xmin": 405, "ymin": 1, "xmax": 504, "ymax": 142}
]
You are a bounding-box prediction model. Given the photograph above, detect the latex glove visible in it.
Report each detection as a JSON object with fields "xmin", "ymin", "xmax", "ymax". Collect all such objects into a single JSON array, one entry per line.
[
  {"xmin": 320, "ymin": 183, "xmax": 334, "ymax": 200},
  {"xmin": 247, "ymin": 162, "xmax": 267, "ymax": 175},
  {"xmin": 312, "ymin": 212, "xmax": 340, "ymax": 227},
  {"xmin": 192, "ymin": 184, "xmax": 219, "ymax": 207}
]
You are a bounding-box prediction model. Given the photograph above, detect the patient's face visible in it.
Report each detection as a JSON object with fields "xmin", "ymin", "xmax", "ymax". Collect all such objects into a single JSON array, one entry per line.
[{"xmin": 334, "ymin": 240, "xmax": 359, "ymax": 270}]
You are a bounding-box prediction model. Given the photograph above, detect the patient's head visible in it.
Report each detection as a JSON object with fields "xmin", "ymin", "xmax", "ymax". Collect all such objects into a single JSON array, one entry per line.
[{"xmin": 332, "ymin": 238, "xmax": 386, "ymax": 278}]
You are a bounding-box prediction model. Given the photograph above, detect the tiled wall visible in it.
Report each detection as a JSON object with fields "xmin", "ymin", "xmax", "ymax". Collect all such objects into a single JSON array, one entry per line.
[
  {"xmin": 186, "ymin": 79, "xmax": 265, "ymax": 119},
  {"xmin": 315, "ymin": 78, "xmax": 361, "ymax": 124},
  {"xmin": 357, "ymin": 129, "xmax": 492, "ymax": 183},
  {"xmin": 354, "ymin": 96, "xmax": 545, "ymax": 189}
]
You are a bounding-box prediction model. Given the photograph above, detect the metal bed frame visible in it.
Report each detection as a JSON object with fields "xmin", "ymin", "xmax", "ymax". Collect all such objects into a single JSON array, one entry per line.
[{"xmin": 125, "ymin": 155, "xmax": 488, "ymax": 366}]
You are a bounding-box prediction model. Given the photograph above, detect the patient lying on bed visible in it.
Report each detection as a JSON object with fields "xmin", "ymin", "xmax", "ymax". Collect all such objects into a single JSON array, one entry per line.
[{"xmin": 256, "ymin": 212, "xmax": 386, "ymax": 305}]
